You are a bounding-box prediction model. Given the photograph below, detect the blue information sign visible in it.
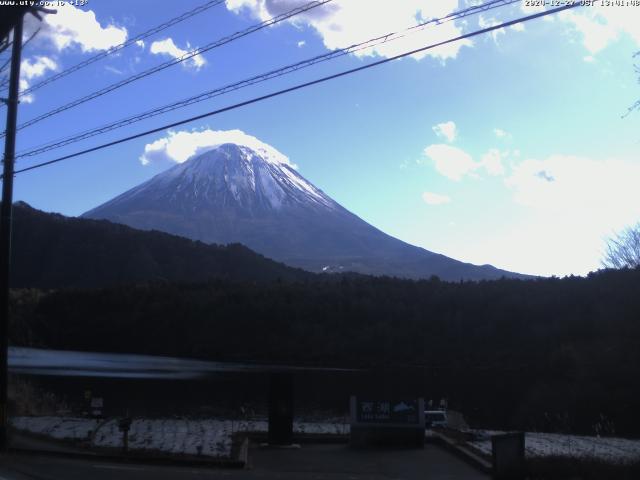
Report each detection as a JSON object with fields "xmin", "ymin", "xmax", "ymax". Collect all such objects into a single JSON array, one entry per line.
[{"xmin": 356, "ymin": 399, "xmax": 419, "ymax": 424}]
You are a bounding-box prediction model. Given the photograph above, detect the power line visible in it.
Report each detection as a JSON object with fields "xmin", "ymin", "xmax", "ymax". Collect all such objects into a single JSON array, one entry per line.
[
  {"xmin": 0, "ymin": 41, "xmax": 11, "ymax": 56},
  {"xmin": 0, "ymin": 27, "xmax": 42, "ymax": 100},
  {"xmin": 15, "ymin": 0, "xmax": 520, "ymax": 160},
  {"xmin": 0, "ymin": 0, "xmax": 333, "ymax": 138},
  {"xmin": 0, "ymin": 27, "xmax": 40, "ymax": 77},
  {"xmin": 0, "ymin": 0, "xmax": 227, "ymax": 98},
  {"xmin": 7, "ymin": 3, "xmax": 581, "ymax": 178}
]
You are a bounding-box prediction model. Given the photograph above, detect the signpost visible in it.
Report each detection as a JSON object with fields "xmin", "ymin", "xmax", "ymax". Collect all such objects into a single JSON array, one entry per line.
[
  {"xmin": 350, "ymin": 396, "xmax": 425, "ymax": 448},
  {"xmin": 118, "ymin": 417, "xmax": 132, "ymax": 453},
  {"xmin": 90, "ymin": 397, "xmax": 104, "ymax": 418},
  {"xmin": 356, "ymin": 399, "xmax": 420, "ymax": 424}
]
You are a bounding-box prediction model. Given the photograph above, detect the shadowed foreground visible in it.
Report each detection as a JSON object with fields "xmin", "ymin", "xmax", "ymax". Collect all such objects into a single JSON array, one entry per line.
[{"xmin": 0, "ymin": 443, "xmax": 488, "ymax": 480}]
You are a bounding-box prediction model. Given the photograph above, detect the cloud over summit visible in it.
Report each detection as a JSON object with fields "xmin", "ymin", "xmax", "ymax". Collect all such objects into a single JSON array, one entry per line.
[{"xmin": 139, "ymin": 129, "xmax": 293, "ymax": 167}]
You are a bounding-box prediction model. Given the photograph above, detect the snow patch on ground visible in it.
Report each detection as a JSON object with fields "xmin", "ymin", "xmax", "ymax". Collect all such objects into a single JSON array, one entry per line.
[
  {"xmin": 10, "ymin": 416, "xmax": 349, "ymax": 458},
  {"xmin": 92, "ymin": 419, "xmax": 233, "ymax": 457},
  {"xmin": 15, "ymin": 417, "xmax": 640, "ymax": 464},
  {"xmin": 469, "ymin": 430, "xmax": 640, "ymax": 465},
  {"xmin": 11, "ymin": 416, "xmax": 98, "ymax": 440}
]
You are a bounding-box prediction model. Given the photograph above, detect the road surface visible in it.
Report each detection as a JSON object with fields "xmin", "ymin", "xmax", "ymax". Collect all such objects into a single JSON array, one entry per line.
[{"xmin": 0, "ymin": 443, "xmax": 489, "ymax": 479}]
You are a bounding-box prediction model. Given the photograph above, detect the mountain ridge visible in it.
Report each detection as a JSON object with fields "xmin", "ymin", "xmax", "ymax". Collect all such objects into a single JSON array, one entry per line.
[{"xmin": 83, "ymin": 142, "xmax": 530, "ymax": 281}]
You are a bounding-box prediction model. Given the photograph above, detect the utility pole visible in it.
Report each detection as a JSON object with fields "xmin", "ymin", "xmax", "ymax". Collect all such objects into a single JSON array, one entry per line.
[{"xmin": 0, "ymin": 12, "xmax": 24, "ymax": 451}]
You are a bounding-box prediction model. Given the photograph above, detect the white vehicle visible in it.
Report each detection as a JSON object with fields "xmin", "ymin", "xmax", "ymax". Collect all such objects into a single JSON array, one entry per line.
[{"xmin": 424, "ymin": 410, "xmax": 448, "ymax": 429}]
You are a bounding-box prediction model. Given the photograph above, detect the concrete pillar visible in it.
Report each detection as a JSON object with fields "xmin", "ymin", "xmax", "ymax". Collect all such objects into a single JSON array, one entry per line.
[{"xmin": 268, "ymin": 372, "xmax": 294, "ymax": 445}]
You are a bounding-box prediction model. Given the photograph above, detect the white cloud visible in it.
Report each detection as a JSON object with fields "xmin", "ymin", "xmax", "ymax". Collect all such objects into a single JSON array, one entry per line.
[
  {"xmin": 40, "ymin": 3, "xmax": 127, "ymax": 52},
  {"xmin": 19, "ymin": 80, "xmax": 34, "ymax": 104},
  {"xmin": 480, "ymin": 148, "xmax": 506, "ymax": 176},
  {"xmin": 297, "ymin": 40, "xmax": 306, "ymax": 47},
  {"xmin": 21, "ymin": 56, "xmax": 57, "ymax": 80},
  {"xmin": 136, "ymin": 40, "xmax": 145, "ymax": 48},
  {"xmin": 583, "ymin": 55, "xmax": 595, "ymax": 63},
  {"xmin": 432, "ymin": 121, "xmax": 457, "ymax": 143},
  {"xmin": 423, "ymin": 141, "xmax": 507, "ymax": 180},
  {"xmin": 19, "ymin": 56, "xmax": 58, "ymax": 104},
  {"xmin": 423, "ymin": 144, "xmax": 476, "ymax": 181},
  {"xmin": 422, "ymin": 191, "xmax": 451, "ymax": 205},
  {"xmin": 493, "ymin": 128, "xmax": 508, "ymax": 138},
  {"xmin": 560, "ymin": 10, "xmax": 619, "ymax": 54},
  {"xmin": 520, "ymin": 3, "xmax": 639, "ymax": 56},
  {"xmin": 506, "ymin": 155, "xmax": 640, "ymax": 220},
  {"xmin": 506, "ymin": 154, "xmax": 640, "ymax": 242},
  {"xmin": 226, "ymin": 0, "xmax": 472, "ymax": 61},
  {"xmin": 556, "ymin": 6, "xmax": 640, "ymax": 55},
  {"xmin": 491, "ymin": 154, "xmax": 640, "ymax": 276},
  {"xmin": 139, "ymin": 128, "xmax": 293, "ymax": 167},
  {"xmin": 149, "ymin": 38, "xmax": 206, "ymax": 70},
  {"xmin": 598, "ymin": 5, "xmax": 640, "ymax": 46},
  {"xmin": 434, "ymin": 153, "xmax": 640, "ymax": 276}
]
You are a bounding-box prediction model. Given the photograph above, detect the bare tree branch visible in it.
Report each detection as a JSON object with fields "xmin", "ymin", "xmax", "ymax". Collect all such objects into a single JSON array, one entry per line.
[{"xmin": 602, "ymin": 223, "xmax": 640, "ymax": 269}]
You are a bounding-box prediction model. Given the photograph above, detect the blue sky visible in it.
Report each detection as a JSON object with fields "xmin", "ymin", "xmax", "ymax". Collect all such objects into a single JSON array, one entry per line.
[{"xmin": 2, "ymin": 0, "xmax": 640, "ymax": 277}]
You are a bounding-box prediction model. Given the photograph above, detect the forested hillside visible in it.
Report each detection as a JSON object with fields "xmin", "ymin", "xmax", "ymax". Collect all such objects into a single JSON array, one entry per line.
[
  {"xmin": 10, "ymin": 202, "xmax": 310, "ymax": 287},
  {"xmin": 10, "ymin": 267, "xmax": 640, "ymax": 435}
]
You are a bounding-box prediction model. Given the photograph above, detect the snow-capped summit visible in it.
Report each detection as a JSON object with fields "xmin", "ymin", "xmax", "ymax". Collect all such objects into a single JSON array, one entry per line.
[
  {"xmin": 117, "ymin": 143, "xmax": 335, "ymax": 213},
  {"xmin": 84, "ymin": 141, "xmax": 525, "ymax": 280}
]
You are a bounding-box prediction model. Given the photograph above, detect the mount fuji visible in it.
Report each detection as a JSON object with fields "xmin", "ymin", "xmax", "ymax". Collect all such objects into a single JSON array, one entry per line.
[{"xmin": 83, "ymin": 142, "xmax": 524, "ymax": 280}]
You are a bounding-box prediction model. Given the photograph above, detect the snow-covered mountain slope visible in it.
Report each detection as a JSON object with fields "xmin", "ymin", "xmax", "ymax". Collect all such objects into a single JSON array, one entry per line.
[{"xmin": 83, "ymin": 143, "xmax": 526, "ymax": 280}]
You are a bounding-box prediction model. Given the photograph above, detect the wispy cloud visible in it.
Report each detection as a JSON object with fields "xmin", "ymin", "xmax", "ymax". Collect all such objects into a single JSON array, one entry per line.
[{"xmin": 104, "ymin": 65, "xmax": 124, "ymax": 75}]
